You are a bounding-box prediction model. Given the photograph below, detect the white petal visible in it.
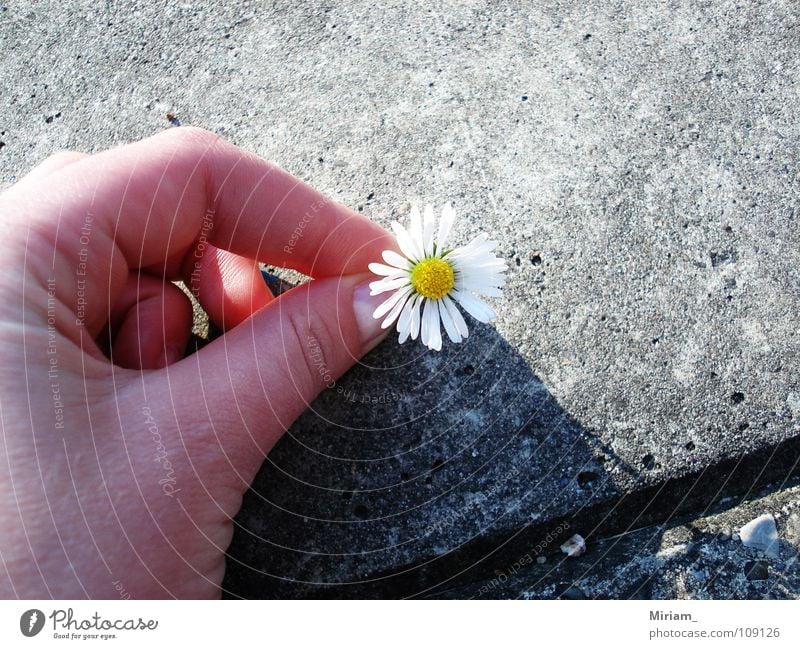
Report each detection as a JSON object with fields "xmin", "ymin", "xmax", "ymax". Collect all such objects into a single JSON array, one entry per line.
[
  {"xmin": 373, "ymin": 285, "xmax": 412, "ymax": 320},
  {"xmin": 463, "ymin": 259, "xmax": 508, "ymax": 271},
  {"xmin": 369, "ymin": 262, "xmax": 408, "ymax": 277},
  {"xmin": 455, "ymin": 267, "xmax": 505, "ymax": 286},
  {"xmin": 410, "ymin": 295, "xmax": 423, "ymax": 340},
  {"xmin": 438, "ymin": 299, "xmax": 461, "ymax": 344},
  {"xmin": 449, "ymin": 248, "xmax": 499, "ymax": 264},
  {"xmin": 449, "ymin": 233, "xmax": 486, "ymax": 253},
  {"xmin": 456, "ymin": 266, "xmax": 506, "ymax": 280},
  {"xmin": 391, "ymin": 221, "xmax": 420, "ymax": 262},
  {"xmin": 423, "ymin": 204, "xmax": 436, "ymax": 257},
  {"xmin": 452, "ymin": 255, "xmax": 503, "ymax": 270},
  {"xmin": 456, "ymin": 279, "xmax": 503, "ymax": 298},
  {"xmin": 382, "ymin": 249, "xmax": 411, "ymax": 269},
  {"xmin": 421, "ymin": 297, "xmax": 442, "ymax": 351},
  {"xmin": 370, "ymin": 276, "xmax": 410, "ymax": 295},
  {"xmin": 464, "ymin": 275, "xmax": 506, "ymax": 289},
  {"xmin": 396, "ymin": 295, "xmax": 416, "ymax": 344},
  {"xmin": 381, "ymin": 286, "xmax": 413, "ymax": 328},
  {"xmin": 437, "ymin": 202, "xmax": 455, "ymax": 252},
  {"xmin": 448, "ymin": 233, "xmax": 497, "ymax": 259},
  {"xmin": 452, "ymin": 290, "xmax": 495, "ymax": 323},
  {"xmin": 468, "ymin": 235, "xmax": 497, "ymax": 252},
  {"xmin": 442, "ymin": 294, "xmax": 469, "ymax": 338},
  {"xmin": 457, "ymin": 272, "xmax": 506, "ymax": 289},
  {"xmin": 420, "ymin": 298, "xmax": 430, "ymax": 345},
  {"xmin": 409, "ymin": 205, "xmax": 425, "ymax": 260}
]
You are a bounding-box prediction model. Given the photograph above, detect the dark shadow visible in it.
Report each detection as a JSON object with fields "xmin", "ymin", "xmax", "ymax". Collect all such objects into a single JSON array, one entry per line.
[
  {"xmin": 221, "ymin": 312, "xmax": 800, "ymax": 599},
  {"xmin": 221, "ymin": 317, "xmax": 632, "ymax": 598},
  {"xmin": 429, "ymin": 477, "xmax": 800, "ymax": 600}
]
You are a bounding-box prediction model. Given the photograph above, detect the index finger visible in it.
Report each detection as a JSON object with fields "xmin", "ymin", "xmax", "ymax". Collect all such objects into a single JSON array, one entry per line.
[{"xmin": 9, "ymin": 127, "xmax": 394, "ymax": 334}]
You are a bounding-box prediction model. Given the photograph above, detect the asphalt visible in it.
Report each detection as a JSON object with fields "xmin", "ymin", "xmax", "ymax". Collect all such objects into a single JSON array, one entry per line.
[{"xmin": 1, "ymin": 0, "xmax": 798, "ymax": 598}]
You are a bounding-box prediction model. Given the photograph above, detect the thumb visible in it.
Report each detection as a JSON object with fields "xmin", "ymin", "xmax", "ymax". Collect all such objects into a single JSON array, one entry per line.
[{"xmin": 168, "ymin": 272, "xmax": 388, "ymax": 485}]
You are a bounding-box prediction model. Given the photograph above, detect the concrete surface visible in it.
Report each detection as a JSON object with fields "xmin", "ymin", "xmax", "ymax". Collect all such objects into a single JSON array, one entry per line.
[
  {"xmin": 1, "ymin": 0, "xmax": 799, "ymax": 598},
  {"xmin": 435, "ymin": 479, "xmax": 800, "ymax": 599}
]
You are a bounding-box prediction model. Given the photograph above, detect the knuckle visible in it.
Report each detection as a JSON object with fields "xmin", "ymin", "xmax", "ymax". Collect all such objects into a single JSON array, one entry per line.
[
  {"xmin": 160, "ymin": 126, "xmax": 227, "ymax": 205},
  {"xmin": 287, "ymin": 308, "xmax": 336, "ymax": 393}
]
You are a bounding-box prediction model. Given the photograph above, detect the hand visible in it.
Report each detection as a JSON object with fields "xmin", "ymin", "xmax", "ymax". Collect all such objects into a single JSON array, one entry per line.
[{"xmin": 0, "ymin": 127, "xmax": 393, "ymax": 598}]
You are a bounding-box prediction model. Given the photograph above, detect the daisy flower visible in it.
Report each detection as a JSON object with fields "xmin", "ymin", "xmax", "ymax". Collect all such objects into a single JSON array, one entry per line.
[{"xmin": 368, "ymin": 204, "xmax": 507, "ymax": 351}]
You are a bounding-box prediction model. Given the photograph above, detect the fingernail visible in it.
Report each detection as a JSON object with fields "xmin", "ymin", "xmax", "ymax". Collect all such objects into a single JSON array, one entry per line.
[{"xmin": 353, "ymin": 278, "xmax": 390, "ymax": 352}]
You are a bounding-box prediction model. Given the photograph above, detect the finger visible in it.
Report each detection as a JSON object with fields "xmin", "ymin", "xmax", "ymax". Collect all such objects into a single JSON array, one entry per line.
[
  {"xmin": 159, "ymin": 273, "xmax": 387, "ymax": 487},
  {"xmin": 7, "ymin": 127, "xmax": 395, "ymax": 340},
  {"xmin": 181, "ymin": 244, "xmax": 273, "ymax": 331},
  {"xmin": 17, "ymin": 150, "xmax": 89, "ymax": 184},
  {"xmin": 108, "ymin": 272, "xmax": 192, "ymax": 369}
]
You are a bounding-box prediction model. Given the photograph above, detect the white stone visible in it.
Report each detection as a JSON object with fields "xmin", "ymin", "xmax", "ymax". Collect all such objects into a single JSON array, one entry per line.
[
  {"xmin": 560, "ymin": 534, "xmax": 586, "ymax": 558},
  {"xmin": 739, "ymin": 513, "xmax": 780, "ymax": 559}
]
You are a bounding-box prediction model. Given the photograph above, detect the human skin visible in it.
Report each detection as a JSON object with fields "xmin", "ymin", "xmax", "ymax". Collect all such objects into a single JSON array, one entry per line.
[{"xmin": 0, "ymin": 127, "xmax": 394, "ymax": 598}]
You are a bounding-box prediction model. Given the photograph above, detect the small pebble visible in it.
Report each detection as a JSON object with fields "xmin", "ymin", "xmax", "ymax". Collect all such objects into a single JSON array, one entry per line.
[
  {"xmin": 739, "ymin": 513, "xmax": 780, "ymax": 559},
  {"xmin": 744, "ymin": 560, "xmax": 769, "ymax": 581},
  {"xmin": 560, "ymin": 534, "xmax": 586, "ymax": 558}
]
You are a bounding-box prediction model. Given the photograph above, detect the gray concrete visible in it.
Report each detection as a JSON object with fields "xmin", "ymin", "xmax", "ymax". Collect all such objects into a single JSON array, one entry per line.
[
  {"xmin": 1, "ymin": 0, "xmax": 799, "ymax": 598},
  {"xmin": 436, "ymin": 479, "xmax": 800, "ymax": 599}
]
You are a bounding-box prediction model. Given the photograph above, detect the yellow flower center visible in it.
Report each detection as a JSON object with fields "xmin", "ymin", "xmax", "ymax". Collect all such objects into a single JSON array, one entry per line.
[{"xmin": 410, "ymin": 257, "xmax": 455, "ymax": 300}]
